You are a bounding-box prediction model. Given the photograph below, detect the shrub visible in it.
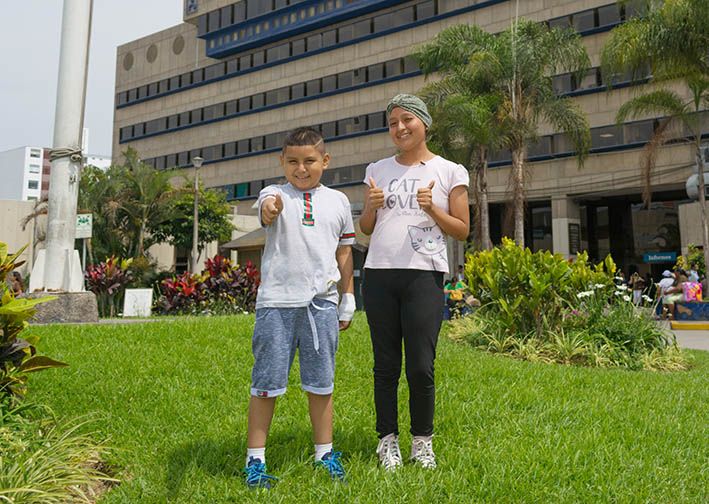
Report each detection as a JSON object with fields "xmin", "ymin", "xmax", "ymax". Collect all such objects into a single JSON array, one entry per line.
[
  {"xmin": 154, "ymin": 255, "xmax": 260, "ymax": 315},
  {"xmin": 0, "ymin": 242, "xmax": 65, "ymax": 401},
  {"xmin": 85, "ymin": 256, "xmax": 134, "ymax": 317},
  {"xmin": 455, "ymin": 239, "xmax": 688, "ymax": 371},
  {"xmin": 676, "ymin": 243, "xmax": 705, "ymax": 277}
]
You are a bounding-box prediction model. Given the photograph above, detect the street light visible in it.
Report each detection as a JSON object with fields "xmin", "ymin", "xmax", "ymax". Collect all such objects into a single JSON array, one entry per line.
[{"xmin": 191, "ymin": 156, "xmax": 204, "ymax": 273}]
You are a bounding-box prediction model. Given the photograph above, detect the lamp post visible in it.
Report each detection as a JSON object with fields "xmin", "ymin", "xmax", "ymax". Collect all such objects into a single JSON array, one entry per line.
[{"xmin": 191, "ymin": 156, "xmax": 204, "ymax": 273}]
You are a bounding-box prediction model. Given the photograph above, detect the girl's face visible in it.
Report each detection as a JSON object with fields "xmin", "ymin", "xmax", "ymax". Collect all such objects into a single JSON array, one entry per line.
[{"xmin": 388, "ymin": 107, "xmax": 426, "ymax": 152}]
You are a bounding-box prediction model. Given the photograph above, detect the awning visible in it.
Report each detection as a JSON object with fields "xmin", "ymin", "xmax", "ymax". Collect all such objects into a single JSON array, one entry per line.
[{"xmin": 221, "ymin": 227, "xmax": 265, "ymax": 250}]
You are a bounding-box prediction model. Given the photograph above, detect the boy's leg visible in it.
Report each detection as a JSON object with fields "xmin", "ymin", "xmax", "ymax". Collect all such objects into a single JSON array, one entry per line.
[
  {"xmin": 247, "ymin": 396, "xmax": 277, "ymax": 449},
  {"xmin": 308, "ymin": 392, "xmax": 333, "ymax": 445}
]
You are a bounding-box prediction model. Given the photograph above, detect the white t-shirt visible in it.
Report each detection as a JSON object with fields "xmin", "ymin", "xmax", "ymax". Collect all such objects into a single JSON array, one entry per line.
[
  {"xmin": 363, "ymin": 155, "xmax": 469, "ymax": 272},
  {"xmin": 256, "ymin": 183, "xmax": 355, "ymax": 308}
]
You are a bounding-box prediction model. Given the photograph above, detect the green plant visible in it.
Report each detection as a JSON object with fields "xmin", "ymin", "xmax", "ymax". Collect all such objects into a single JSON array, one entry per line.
[
  {"xmin": 84, "ymin": 256, "xmax": 134, "ymax": 318},
  {"xmin": 676, "ymin": 244, "xmax": 705, "ymax": 277},
  {"xmin": 0, "ymin": 243, "xmax": 65, "ymax": 400}
]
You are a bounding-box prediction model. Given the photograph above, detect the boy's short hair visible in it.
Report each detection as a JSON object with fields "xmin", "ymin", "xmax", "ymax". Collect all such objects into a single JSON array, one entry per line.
[{"xmin": 282, "ymin": 127, "xmax": 325, "ymax": 154}]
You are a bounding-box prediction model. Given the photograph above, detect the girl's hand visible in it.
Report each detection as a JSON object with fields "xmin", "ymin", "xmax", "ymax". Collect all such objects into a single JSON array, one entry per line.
[
  {"xmin": 367, "ymin": 177, "xmax": 385, "ymax": 211},
  {"xmin": 417, "ymin": 180, "xmax": 435, "ymax": 212}
]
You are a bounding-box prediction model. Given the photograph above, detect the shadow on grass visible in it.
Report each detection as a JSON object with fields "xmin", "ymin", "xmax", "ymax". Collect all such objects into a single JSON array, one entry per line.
[{"xmin": 165, "ymin": 426, "xmax": 371, "ymax": 499}]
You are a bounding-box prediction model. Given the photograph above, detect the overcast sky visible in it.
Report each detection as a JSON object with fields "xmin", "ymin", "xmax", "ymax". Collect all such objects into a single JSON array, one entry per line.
[{"xmin": 0, "ymin": 1, "xmax": 182, "ymax": 157}]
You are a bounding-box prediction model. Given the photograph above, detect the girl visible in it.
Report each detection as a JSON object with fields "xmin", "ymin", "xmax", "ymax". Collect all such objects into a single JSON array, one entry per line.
[{"xmin": 360, "ymin": 94, "xmax": 470, "ymax": 470}]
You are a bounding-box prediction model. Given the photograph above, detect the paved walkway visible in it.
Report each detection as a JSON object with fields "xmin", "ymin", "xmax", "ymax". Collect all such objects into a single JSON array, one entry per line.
[{"xmin": 672, "ymin": 329, "xmax": 709, "ymax": 351}]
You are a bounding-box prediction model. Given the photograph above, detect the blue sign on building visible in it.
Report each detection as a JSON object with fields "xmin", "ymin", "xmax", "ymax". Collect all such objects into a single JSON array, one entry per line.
[{"xmin": 643, "ymin": 252, "xmax": 677, "ymax": 263}]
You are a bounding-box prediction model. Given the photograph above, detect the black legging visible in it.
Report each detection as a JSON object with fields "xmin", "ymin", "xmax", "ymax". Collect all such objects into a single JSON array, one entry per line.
[{"xmin": 363, "ymin": 268, "xmax": 444, "ymax": 438}]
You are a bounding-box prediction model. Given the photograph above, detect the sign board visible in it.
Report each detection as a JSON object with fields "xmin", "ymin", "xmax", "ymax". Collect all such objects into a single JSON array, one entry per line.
[
  {"xmin": 123, "ymin": 288, "xmax": 153, "ymax": 317},
  {"xmin": 568, "ymin": 223, "xmax": 580, "ymax": 255},
  {"xmin": 76, "ymin": 213, "xmax": 93, "ymax": 239},
  {"xmin": 643, "ymin": 251, "xmax": 677, "ymax": 264}
]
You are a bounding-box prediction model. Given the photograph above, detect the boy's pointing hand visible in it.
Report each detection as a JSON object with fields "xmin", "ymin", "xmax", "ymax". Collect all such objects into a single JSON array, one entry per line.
[{"xmin": 262, "ymin": 193, "xmax": 283, "ymax": 225}]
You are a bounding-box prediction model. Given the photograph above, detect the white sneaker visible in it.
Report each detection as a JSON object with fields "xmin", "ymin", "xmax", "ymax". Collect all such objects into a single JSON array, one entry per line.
[
  {"xmin": 376, "ymin": 434, "xmax": 402, "ymax": 471},
  {"xmin": 410, "ymin": 437, "xmax": 437, "ymax": 469}
]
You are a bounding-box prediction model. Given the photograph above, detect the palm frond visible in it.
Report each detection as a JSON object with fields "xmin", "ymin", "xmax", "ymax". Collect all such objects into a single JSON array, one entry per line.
[{"xmin": 615, "ymin": 89, "xmax": 688, "ymax": 124}]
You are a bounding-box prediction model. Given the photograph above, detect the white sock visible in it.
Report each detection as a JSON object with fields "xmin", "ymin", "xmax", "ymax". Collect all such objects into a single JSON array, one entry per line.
[
  {"xmin": 246, "ymin": 447, "xmax": 266, "ymax": 466},
  {"xmin": 314, "ymin": 442, "xmax": 333, "ymax": 461}
]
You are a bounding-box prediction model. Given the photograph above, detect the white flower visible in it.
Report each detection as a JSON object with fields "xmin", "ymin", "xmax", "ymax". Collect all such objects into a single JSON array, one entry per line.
[
  {"xmin": 577, "ymin": 291, "xmax": 594, "ymax": 298},
  {"xmin": 642, "ymin": 295, "xmax": 653, "ymax": 302},
  {"xmin": 615, "ymin": 285, "xmax": 628, "ymax": 291},
  {"xmin": 622, "ymin": 295, "xmax": 631, "ymax": 302},
  {"xmin": 594, "ymin": 283, "xmax": 606, "ymax": 289},
  {"xmin": 614, "ymin": 291, "xmax": 623, "ymax": 296}
]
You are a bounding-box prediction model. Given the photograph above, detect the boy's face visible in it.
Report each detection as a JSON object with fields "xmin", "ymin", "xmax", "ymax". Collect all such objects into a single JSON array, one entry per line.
[{"xmin": 280, "ymin": 145, "xmax": 329, "ymax": 191}]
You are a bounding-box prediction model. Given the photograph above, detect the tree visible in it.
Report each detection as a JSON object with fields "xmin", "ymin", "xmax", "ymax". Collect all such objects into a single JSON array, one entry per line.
[
  {"xmin": 415, "ymin": 22, "xmax": 591, "ymax": 247},
  {"xmin": 149, "ymin": 184, "xmax": 234, "ymax": 266},
  {"xmin": 601, "ymin": 0, "xmax": 709, "ymax": 279}
]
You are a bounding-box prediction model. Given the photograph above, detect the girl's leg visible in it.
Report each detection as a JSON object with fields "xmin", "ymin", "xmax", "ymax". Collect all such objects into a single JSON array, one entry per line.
[
  {"xmin": 401, "ymin": 271, "xmax": 444, "ymax": 436},
  {"xmin": 363, "ymin": 269, "xmax": 403, "ymax": 437}
]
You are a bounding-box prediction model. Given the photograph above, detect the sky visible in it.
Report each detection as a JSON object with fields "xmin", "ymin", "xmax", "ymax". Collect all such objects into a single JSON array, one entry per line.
[{"xmin": 0, "ymin": 1, "xmax": 182, "ymax": 157}]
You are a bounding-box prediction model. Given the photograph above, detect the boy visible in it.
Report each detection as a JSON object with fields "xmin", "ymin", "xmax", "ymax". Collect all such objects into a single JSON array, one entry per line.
[{"xmin": 244, "ymin": 127, "xmax": 356, "ymax": 488}]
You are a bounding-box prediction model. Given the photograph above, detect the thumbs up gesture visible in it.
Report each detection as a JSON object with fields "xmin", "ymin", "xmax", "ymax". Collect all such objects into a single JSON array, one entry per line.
[
  {"xmin": 262, "ymin": 193, "xmax": 283, "ymax": 225},
  {"xmin": 417, "ymin": 180, "xmax": 435, "ymax": 212},
  {"xmin": 366, "ymin": 177, "xmax": 385, "ymax": 211}
]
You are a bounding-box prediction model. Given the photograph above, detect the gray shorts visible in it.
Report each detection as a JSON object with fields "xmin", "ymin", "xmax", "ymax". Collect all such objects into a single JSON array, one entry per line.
[{"xmin": 251, "ymin": 298, "xmax": 338, "ymax": 398}]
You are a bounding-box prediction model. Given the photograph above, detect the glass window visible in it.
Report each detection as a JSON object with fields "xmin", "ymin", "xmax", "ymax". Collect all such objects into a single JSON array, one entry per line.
[
  {"xmin": 226, "ymin": 100, "xmax": 238, "ymax": 115},
  {"xmin": 338, "ymin": 25, "xmax": 354, "ymax": 43},
  {"xmin": 128, "ymin": 88, "xmax": 138, "ymax": 101},
  {"xmin": 158, "ymin": 79, "xmax": 169, "ymax": 93},
  {"xmin": 352, "ymin": 67, "xmax": 366, "ymax": 85},
  {"xmin": 118, "ymin": 92, "xmax": 128, "ymax": 106},
  {"xmin": 178, "ymin": 151, "xmax": 189, "ymax": 167},
  {"xmin": 291, "ymin": 82, "xmax": 305, "ymax": 100},
  {"xmin": 307, "ymin": 34, "xmax": 322, "ymax": 50},
  {"xmin": 598, "ymin": 4, "xmax": 621, "ymax": 26},
  {"xmin": 527, "ymin": 136, "xmax": 552, "ymax": 158},
  {"xmin": 28, "ymin": 180, "xmax": 39, "ymax": 190},
  {"xmin": 237, "ymin": 139, "xmax": 250, "ymax": 155},
  {"xmin": 416, "ymin": 0, "xmax": 435, "ymax": 20},
  {"xmin": 227, "ymin": 58, "xmax": 239, "ymax": 74},
  {"xmin": 179, "ymin": 111, "xmax": 190, "ymax": 126},
  {"xmin": 393, "ymin": 6, "xmax": 414, "ymax": 25},
  {"xmin": 234, "ymin": 183, "xmax": 248, "ymax": 198},
  {"xmin": 275, "ymin": 0, "xmax": 288, "ymax": 8},
  {"xmin": 489, "ymin": 148, "xmax": 511, "ymax": 163},
  {"xmin": 208, "ymin": 10, "xmax": 221, "ymax": 32},
  {"xmin": 575, "ymin": 69, "xmax": 599, "ymax": 90},
  {"xmin": 373, "ymin": 13, "xmax": 393, "ymax": 32},
  {"xmin": 145, "ymin": 118, "xmax": 165, "ymax": 134},
  {"xmin": 252, "ymin": 93, "xmax": 265, "ymax": 108},
  {"xmin": 251, "ymin": 136, "xmax": 264, "ymax": 152},
  {"xmin": 29, "ymin": 164, "xmax": 40, "ymax": 173},
  {"xmin": 220, "ymin": 6, "xmax": 233, "ymax": 28},
  {"xmin": 192, "ymin": 68, "xmax": 204, "ymax": 84},
  {"xmin": 148, "ymin": 82, "xmax": 159, "ymax": 96},
  {"xmin": 403, "ymin": 56, "xmax": 419, "ymax": 73},
  {"xmin": 120, "ymin": 127, "xmax": 132, "ymax": 141},
  {"xmin": 322, "ymin": 29, "xmax": 337, "ymax": 47},
  {"xmin": 252, "ymin": 50, "xmax": 265, "ymax": 66},
  {"xmin": 337, "ymin": 70, "xmax": 354, "ymax": 88},
  {"xmin": 321, "ymin": 121, "xmax": 337, "ymax": 138},
  {"xmin": 138, "ymin": 85, "xmax": 148, "ymax": 99},
  {"xmin": 234, "ymin": 1, "xmax": 246, "ymax": 22},
  {"xmin": 552, "ymin": 133, "xmax": 572, "ymax": 154},
  {"xmin": 367, "ymin": 111, "xmax": 385, "ymax": 129},
  {"xmin": 322, "ymin": 75, "xmax": 336, "ymax": 92},
  {"xmin": 306, "ymin": 78, "xmax": 321, "ymax": 96},
  {"xmin": 624, "ymin": 120, "xmax": 654, "ymax": 144},
  {"xmin": 572, "ymin": 10, "xmax": 596, "ymax": 32},
  {"xmin": 552, "ymin": 73, "xmax": 573, "ymax": 94},
  {"xmin": 265, "ymin": 89, "xmax": 279, "ymax": 106},
  {"xmin": 202, "ymin": 145, "xmax": 217, "ymax": 161},
  {"xmin": 181, "ymin": 72, "xmax": 192, "ymax": 87},
  {"xmin": 169, "ymin": 76, "xmax": 180, "ymax": 90},
  {"xmin": 198, "ymin": 15, "xmax": 208, "ymax": 36},
  {"xmin": 368, "ymin": 63, "xmax": 384, "ymax": 80},
  {"xmin": 385, "ymin": 59, "xmax": 402, "ymax": 78},
  {"xmin": 266, "ymin": 43, "xmax": 290, "ymax": 63},
  {"xmin": 248, "ymin": 0, "xmax": 271, "ymax": 18},
  {"xmin": 591, "ymin": 125, "xmax": 623, "ymax": 148},
  {"xmin": 205, "ymin": 63, "xmax": 225, "ymax": 80},
  {"xmin": 189, "ymin": 149, "xmax": 202, "ymax": 162},
  {"xmin": 548, "ymin": 16, "xmax": 570, "ymax": 29},
  {"xmin": 239, "ymin": 54, "xmax": 252, "ymax": 70},
  {"xmin": 292, "ymin": 38, "xmax": 306, "ymax": 56},
  {"xmin": 264, "ymin": 133, "xmax": 281, "ymax": 149},
  {"xmin": 249, "ymin": 181, "xmax": 263, "ymax": 196},
  {"xmin": 203, "ymin": 105, "xmax": 215, "ymax": 121},
  {"xmin": 134, "ymin": 123, "xmax": 145, "ymax": 137},
  {"xmin": 155, "ymin": 157, "xmax": 166, "ymax": 170},
  {"xmin": 321, "ymin": 168, "xmax": 336, "ymax": 186},
  {"xmin": 163, "ymin": 154, "xmax": 175, "ymax": 169},
  {"xmin": 224, "ymin": 142, "xmax": 237, "ymax": 158},
  {"xmin": 239, "ymin": 96, "xmax": 251, "ymax": 111},
  {"xmin": 338, "ymin": 116, "xmax": 364, "ymax": 135},
  {"xmin": 354, "ymin": 19, "xmax": 371, "ymax": 37}
]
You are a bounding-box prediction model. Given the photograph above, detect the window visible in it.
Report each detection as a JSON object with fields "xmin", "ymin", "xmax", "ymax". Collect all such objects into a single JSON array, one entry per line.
[
  {"xmin": 591, "ymin": 125, "xmax": 623, "ymax": 148},
  {"xmin": 338, "ymin": 25, "xmax": 354, "ymax": 43},
  {"xmin": 572, "ymin": 10, "xmax": 596, "ymax": 32},
  {"xmin": 28, "ymin": 180, "xmax": 39, "ymax": 190},
  {"xmin": 251, "ymin": 136, "xmax": 264, "ymax": 152},
  {"xmin": 306, "ymin": 78, "xmax": 321, "ymax": 96},
  {"xmin": 337, "ymin": 70, "xmax": 354, "ymax": 89},
  {"xmin": 224, "ymin": 142, "xmax": 237, "ymax": 157},
  {"xmin": 128, "ymin": 88, "xmax": 138, "ymax": 102},
  {"xmin": 192, "ymin": 68, "xmax": 204, "ymax": 84},
  {"xmin": 265, "ymin": 87, "xmax": 288, "ymax": 106},
  {"xmin": 166, "ymin": 154, "xmax": 177, "ymax": 168},
  {"xmin": 367, "ymin": 112, "xmax": 385, "ymax": 129},
  {"xmin": 322, "ymin": 75, "xmax": 337, "ymax": 93},
  {"xmin": 385, "ymin": 59, "xmax": 402, "ymax": 78},
  {"xmin": 155, "ymin": 157, "xmax": 166, "ymax": 170},
  {"xmin": 307, "ymin": 34, "xmax": 322, "ymax": 50},
  {"xmin": 189, "ymin": 149, "xmax": 202, "ymax": 162},
  {"xmin": 239, "ymin": 96, "xmax": 251, "ymax": 112},
  {"xmin": 220, "ymin": 6, "xmax": 233, "ymax": 28},
  {"xmin": 403, "ymin": 56, "xmax": 419, "ymax": 73},
  {"xmin": 291, "ymin": 82, "xmax": 305, "ymax": 100},
  {"xmin": 29, "ymin": 164, "xmax": 40, "ymax": 174},
  {"xmin": 118, "ymin": 91, "xmax": 129, "ymax": 105},
  {"xmin": 148, "ymin": 82, "xmax": 159, "ymax": 96},
  {"xmin": 120, "ymin": 127, "xmax": 132, "ymax": 141},
  {"xmin": 322, "ymin": 30, "xmax": 337, "ymax": 47},
  {"xmin": 252, "ymin": 93, "xmax": 265, "ymax": 109},
  {"xmin": 598, "ymin": 4, "xmax": 621, "ymax": 26},
  {"xmin": 624, "ymin": 120, "xmax": 654, "ymax": 144},
  {"xmin": 368, "ymin": 63, "xmax": 384, "ymax": 80},
  {"xmin": 393, "ymin": 6, "xmax": 414, "ymax": 26},
  {"xmin": 292, "ymin": 38, "xmax": 306, "ymax": 56},
  {"xmin": 548, "ymin": 16, "xmax": 570, "ymax": 29},
  {"xmin": 198, "ymin": 15, "xmax": 208, "ymax": 36},
  {"xmin": 138, "ymin": 85, "xmax": 149, "ymax": 99},
  {"xmin": 227, "ymin": 59, "xmax": 239, "ymax": 74},
  {"xmin": 552, "ymin": 133, "xmax": 572, "ymax": 154},
  {"xmin": 575, "ymin": 69, "xmax": 599, "ymax": 90},
  {"xmin": 190, "ymin": 109, "xmax": 203, "ymax": 124},
  {"xmin": 237, "ymin": 139, "xmax": 250, "ymax": 155},
  {"xmin": 169, "ymin": 75, "xmax": 180, "ymax": 90},
  {"xmin": 527, "ymin": 136, "xmax": 552, "ymax": 158},
  {"xmin": 252, "ymin": 50, "xmax": 265, "ymax": 66},
  {"xmin": 321, "ymin": 121, "xmax": 337, "ymax": 138},
  {"xmin": 249, "ymin": 181, "xmax": 263, "ymax": 196},
  {"xmin": 234, "ymin": 1, "xmax": 246, "ymax": 23},
  {"xmin": 266, "ymin": 43, "xmax": 290, "ymax": 63},
  {"xmin": 552, "ymin": 73, "xmax": 573, "ymax": 94},
  {"xmin": 416, "ymin": 0, "xmax": 435, "ymax": 20},
  {"xmin": 180, "ymin": 72, "xmax": 192, "ymax": 87},
  {"xmin": 145, "ymin": 118, "xmax": 165, "ymax": 134},
  {"xmin": 264, "ymin": 132, "xmax": 281, "ymax": 149},
  {"xmin": 226, "ymin": 100, "xmax": 238, "ymax": 115},
  {"xmin": 167, "ymin": 114, "xmax": 178, "ymax": 130},
  {"xmin": 239, "ymin": 54, "xmax": 252, "ymax": 70},
  {"xmin": 178, "ymin": 151, "xmax": 189, "ymax": 167},
  {"xmin": 354, "ymin": 19, "xmax": 371, "ymax": 37},
  {"xmin": 134, "ymin": 123, "xmax": 145, "ymax": 137},
  {"xmin": 205, "ymin": 63, "xmax": 225, "ymax": 79},
  {"xmin": 208, "ymin": 10, "xmax": 221, "ymax": 32},
  {"xmin": 373, "ymin": 13, "xmax": 393, "ymax": 32},
  {"xmin": 235, "ymin": 183, "xmax": 249, "ymax": 198}
]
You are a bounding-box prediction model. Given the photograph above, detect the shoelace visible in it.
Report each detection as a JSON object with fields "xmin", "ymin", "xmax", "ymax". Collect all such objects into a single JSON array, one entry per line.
[
  {"xmin": 318, "ymin": 451, "xmax": 345, "ymax": 479},
  {"xmin": 243, "ymin": 460, "xmax": 278, "ymax": 487},
  {"xmin": 378, "ymin": 437, "xmax": 402, "ymax": 469},
  {"xmin": 411, "ymin": 438, "xmax": 436, "ymax": 467}
]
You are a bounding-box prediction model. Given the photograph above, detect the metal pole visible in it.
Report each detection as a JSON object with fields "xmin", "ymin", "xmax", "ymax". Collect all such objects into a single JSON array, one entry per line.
[
  {"xmin": 191, "ymin": 156, "xmax": 204, "ymax": 273},
  {"xmin": 42, "ymin": 0, "xmax": 93, "ymax": 290}
]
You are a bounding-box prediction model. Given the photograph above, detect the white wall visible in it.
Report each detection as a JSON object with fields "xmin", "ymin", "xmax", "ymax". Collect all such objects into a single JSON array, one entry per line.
[
  {"xmin": 0, "ymin": 199, "xmax": 37, "ymax": 275},
  {"xmin": 0, "ymin": 147, "xmax": 27, "ymax": 200}
]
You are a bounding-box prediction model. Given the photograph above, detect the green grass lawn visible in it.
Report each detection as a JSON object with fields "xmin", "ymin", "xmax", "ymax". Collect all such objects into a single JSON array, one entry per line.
[{"xmin": 30, "ymin": 314, "xmax": 709, "ymax": 503}]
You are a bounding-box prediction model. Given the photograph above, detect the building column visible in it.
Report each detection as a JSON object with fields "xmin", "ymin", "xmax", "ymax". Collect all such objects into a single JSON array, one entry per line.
[{"xmin": 552, "ymin": 196, "xmax": 581, "ymax": 258}]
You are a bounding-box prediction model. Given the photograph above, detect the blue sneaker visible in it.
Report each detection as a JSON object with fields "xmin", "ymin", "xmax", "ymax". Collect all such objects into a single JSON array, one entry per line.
[
  {"xmin": 315, "ymin": 450, "xmax": 346, "ymax": 481},
  {"xmin": 243, "ymin": 457, "xmax": 278, "ymax": 489}
]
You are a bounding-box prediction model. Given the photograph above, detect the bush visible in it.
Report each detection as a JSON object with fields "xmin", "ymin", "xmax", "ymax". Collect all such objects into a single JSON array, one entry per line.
[
  {"xmin": 84, "ymin": 257, "xmax": 134, "ymax": 317},
  {"xmin": 154, "ymin": 255, "xmax": 260, "ymax": 315},
  {"xmin": 453, "ymin": 239, "xmax": 688, "ymax": 371},
  {"xmin": 0, "ymin": 242, "xmax": 65, "ymax": 401}
]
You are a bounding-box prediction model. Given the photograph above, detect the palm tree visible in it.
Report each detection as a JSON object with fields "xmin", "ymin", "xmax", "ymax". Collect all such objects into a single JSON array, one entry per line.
[
  {"xmin": 415, "ymin": 21, "xmax": 591, "ymax": 248},
  {"xmin": 421, "ymin": 87, "xmax": 504, "ymax": 250},
  {"xmin": 602, "ymin": 0, "xmax": 709, "ymax": 278}
]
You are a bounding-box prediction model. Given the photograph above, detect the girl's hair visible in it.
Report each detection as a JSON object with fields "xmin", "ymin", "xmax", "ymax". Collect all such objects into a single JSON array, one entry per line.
[{"xmin": 282, "ymin": 127, "xmax": 325, "ymax": 154}]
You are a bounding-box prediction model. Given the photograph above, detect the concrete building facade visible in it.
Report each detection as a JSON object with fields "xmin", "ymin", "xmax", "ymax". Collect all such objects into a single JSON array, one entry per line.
[
  {"xmin": 112, "ymin": 0, "xmax": 707, "ymax": 280},
  {"xmin": 0, "ymin": 146, "xmax": 46, "ymax": 201}
]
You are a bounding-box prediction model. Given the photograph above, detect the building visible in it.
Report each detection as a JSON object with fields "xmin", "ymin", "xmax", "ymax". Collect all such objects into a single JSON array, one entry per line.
[
  {"xmin": 0, "ymin": 146, "xmax": 48, "ymax": 202},
  {"xmin": 112, "ymin": 0, "xmax": 707, "ymax": 282}
]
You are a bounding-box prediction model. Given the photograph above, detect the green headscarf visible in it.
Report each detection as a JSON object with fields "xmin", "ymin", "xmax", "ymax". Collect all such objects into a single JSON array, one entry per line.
[{"xmin": 386, "ymin": 94, "xmax": 432, "ymax": 128}]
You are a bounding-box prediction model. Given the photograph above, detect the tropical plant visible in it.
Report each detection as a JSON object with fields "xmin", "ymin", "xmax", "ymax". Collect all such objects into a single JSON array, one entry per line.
[
  {"xmin": 601, "ymin": 0, "xmax": 709, "ymax": 285},
  {"xmin": 676, "ymin": 243, "xmax": 705, "ymax": 276},
  {"xmin": 0, "ymin": 243, "xmax": 65, "ymax": 401},
  {"xmin": 414, "ymin": 21, "xmax": 591, "ymax": 247},
  {"xmin": 84, "ymin": 256, "xmax": 134, "ymax": 318},
  {"xmin": 149, "ymin": 184, "xmax": 234, "ymax": 265}
]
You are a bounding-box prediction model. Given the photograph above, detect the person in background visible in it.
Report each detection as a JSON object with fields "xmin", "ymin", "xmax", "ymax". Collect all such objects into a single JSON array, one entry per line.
[
  {"xmin": 443, "ymin": 277, "xmax": 466, "ymax": 318},
  {"xmin": 10, "ymin": 271, "xmax": 24, "ymax": 296},
  {"xmin": 456, "ymin": 264, "xmax": 465, "ymax": 282},
  {"xmin": 662, "ymin": 270, "xmax": 688, "ymax": 320},
  {"xmin": 628, "ymin": 272, "xmax": 645, "ymax": 305},
  {"xmin": 615, "ymin": 270, "xmax": 626, "ymax": 286},
  {"xmin": 688, "ymin": 263, "xmax": 700, "ymax": 283}
]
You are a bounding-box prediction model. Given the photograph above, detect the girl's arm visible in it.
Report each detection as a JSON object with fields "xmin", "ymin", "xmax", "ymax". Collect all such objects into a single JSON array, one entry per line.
[{"xmin": 417, "ymin": 185, "xmax": 470, "ymax": 241}]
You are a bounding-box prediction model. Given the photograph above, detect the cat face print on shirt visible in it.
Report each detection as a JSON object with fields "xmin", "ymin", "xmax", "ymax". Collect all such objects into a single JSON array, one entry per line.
[{"xmin": 407, "ymin": 225, "xmax": 446, "ymax": 255}]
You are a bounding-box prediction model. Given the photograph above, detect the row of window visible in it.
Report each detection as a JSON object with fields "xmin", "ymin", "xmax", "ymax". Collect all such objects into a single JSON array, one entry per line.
[
  {"xmin": 117, "ymin": 0, "xmax": 440, "ymax": 107},
  {"xmin": 215, "ymin": 163, "xmax": 368, "ymax": 200},
  {"xmin": 142, "ymin": 111, "xmax": 387, "ymax": 170},
  {"xmin": 118, "ymin": 1, "xmax": 627, "ymax": 109},
  {"xmin": 197, "ymin": 0, "xmax": 311, "ymax": 37},
  {"xmin": 551, "ymin": 64, "xmax": 650, "ymax": 95},
  {"xmin": 119, "ymin": 55, "xmax": 418, "ymax": 142}
]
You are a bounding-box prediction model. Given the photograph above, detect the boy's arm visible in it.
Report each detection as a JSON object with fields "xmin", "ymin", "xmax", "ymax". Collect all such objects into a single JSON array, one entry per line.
[{"xmin": 336, "ymin": 245, "xmax": 355, "ymax": 331}]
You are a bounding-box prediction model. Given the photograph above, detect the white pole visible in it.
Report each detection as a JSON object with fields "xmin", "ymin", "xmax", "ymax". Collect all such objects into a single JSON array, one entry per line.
[
  {"xmin": 42, "ymin": 0, "xmax": 93, "ymax": 291},
  {"xmin": 191, "ymin": 156, "xmax": 204, "ymax": 273}
]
